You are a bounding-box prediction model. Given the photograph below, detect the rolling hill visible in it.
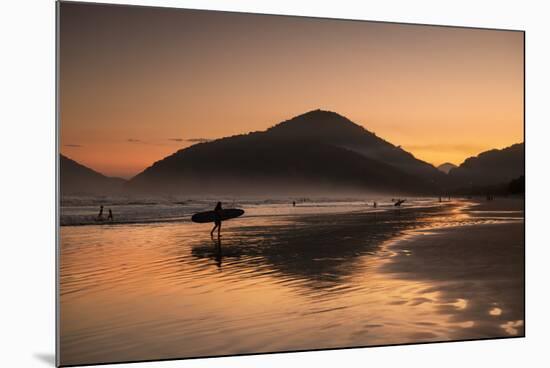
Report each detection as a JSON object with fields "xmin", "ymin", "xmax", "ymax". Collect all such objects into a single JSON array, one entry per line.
[
  {"xmin": 448, "ymin": 143, "xmax": 524, "ymax": 187},
  {"xmin": 127, "ymin": 110, "xmax": 446, "ymax": 195},
  {"xmin": 60, "ymin": 154, "xmax": 126, "ymax": 195}
]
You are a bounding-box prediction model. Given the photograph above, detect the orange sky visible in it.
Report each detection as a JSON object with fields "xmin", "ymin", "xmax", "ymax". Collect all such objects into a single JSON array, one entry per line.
[{"xmin": 60, "ymin": 3, "xmax": 524, "ymax": 179}]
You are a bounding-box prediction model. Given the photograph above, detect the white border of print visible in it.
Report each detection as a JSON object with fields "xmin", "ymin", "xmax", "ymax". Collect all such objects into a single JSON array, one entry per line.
[{"xmin": 1, "ymin": 0, "xmax": 548, "ymax": 367}]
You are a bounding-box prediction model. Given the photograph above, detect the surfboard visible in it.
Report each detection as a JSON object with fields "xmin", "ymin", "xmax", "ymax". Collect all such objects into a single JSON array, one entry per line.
[{"xmin": 191, "ymin": 208, "xmax": 245, "ymax": 223}]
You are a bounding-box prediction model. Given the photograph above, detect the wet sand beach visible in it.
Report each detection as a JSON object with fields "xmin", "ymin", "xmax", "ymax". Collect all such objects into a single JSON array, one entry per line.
[
  {"xmin": 383, "ymin": 202, "xmax": 524, "ymax": 340},
  {"xmin": 59, "ymin": 198, "xmax": 524, "ymax": 366}
]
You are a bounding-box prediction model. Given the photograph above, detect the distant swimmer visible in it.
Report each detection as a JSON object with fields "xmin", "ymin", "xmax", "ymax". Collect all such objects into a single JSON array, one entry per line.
[
  {"xmin": 210, "ymin": 202, "xmax": 223, "ymax": 239},
  {"xmin": 394, "ymin": 199, "xmax": 406, "ymax": 207},
  {"xmin": 96, "ymin": 205, "xmax": 104, "ymax": 221},
  {"xmin": 107, "ymin": 209, "xmax": 113, "ymax": 221}
]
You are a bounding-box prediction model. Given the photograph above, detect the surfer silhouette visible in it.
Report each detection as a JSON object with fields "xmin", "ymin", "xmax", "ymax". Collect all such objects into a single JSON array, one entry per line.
[{"xmin": 210, "ymin": 202, "xmax": 223, "ymax": 239}]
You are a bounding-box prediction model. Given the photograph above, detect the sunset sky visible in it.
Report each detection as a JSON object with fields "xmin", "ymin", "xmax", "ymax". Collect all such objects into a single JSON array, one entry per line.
[{"xmin": 60, "ymin": 2, "xmax": 524, "ymax": 179}]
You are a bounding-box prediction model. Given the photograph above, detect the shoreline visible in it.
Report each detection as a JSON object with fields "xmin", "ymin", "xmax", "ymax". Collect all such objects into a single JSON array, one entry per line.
[
  {"xmin": 58, "ymin": 199, "xmax": 453, "ymax": 227},
  {"xmin": 381, "ymin": 198, "xmax": 524, "ymax": 340}
]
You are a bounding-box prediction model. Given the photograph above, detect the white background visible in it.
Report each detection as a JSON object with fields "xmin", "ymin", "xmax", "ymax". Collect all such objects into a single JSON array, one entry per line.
[{"xmin": 1, "ymin": 0, "xmax": 548, "ymax": 367}]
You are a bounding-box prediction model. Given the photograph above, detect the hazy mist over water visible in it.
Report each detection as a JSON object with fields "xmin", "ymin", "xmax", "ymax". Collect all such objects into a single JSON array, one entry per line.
[{"xmin": 60, "ymin": 195, "xmax": 439, "ymax": 226}]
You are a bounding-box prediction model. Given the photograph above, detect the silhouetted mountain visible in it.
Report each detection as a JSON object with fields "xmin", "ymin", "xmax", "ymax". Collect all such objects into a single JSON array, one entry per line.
[
  {"xmin": 128, "ymin": 110, "xmax": 444, "ymax": 195},
  {"xmin": 448, "ymin": 143, "xmax": 524, "ymax": 187},
  {"xmin": 437, "ymin": 162, "xmax": 457, "ymax": 174},
  {"xmin": 60, "ymin": 154, "xmax": 126, "ymax": 195},
  {"xmin": 267, "ymin": 110, "xmax": 446, "ymax": 184},
  {"xmin": 450, "ymin": 175, "xmax": 524, "ymax": 196},
  {"xmin": 508, "ymin": 175, "xmax": 525, "ymax": 195}
]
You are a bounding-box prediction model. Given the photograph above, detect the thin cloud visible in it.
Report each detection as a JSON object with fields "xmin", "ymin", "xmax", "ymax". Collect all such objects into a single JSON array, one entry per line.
[
  {"xmin": 126, "ymin": 137, "xmax": 212, "ymax": 145},
  {"xmin": 187, "ymin": 138, "xmax": 210, "ymax": 143},
  {"xmin": 126, "ymin": 138, "xmax": 194, "ymax": 146}
]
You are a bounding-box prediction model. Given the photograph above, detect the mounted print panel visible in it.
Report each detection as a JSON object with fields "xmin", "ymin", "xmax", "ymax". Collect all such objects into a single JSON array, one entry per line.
[{"xmin": 57, "ymin": 1, "xmax": 525, "ymax": 366}]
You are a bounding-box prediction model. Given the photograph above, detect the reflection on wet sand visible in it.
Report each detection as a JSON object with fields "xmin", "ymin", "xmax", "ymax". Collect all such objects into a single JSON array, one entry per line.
[
  {"xmin": 191, "ymin": 201, "xmax": 519, "ymax": 291},
  {"xmin": 59, "ymin": 198, "xmax": 524, "ymax": 366},
  {"xmin": 382, "ymin": 220, "xmax": 524, "ymax": 340}
]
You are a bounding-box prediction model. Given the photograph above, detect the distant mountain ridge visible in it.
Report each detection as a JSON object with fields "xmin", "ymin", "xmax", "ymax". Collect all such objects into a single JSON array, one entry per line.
[
  {"xmin": 437, "ymin": 162, "xmax": 457, "ymax": 174},
  {"xmin": 59, "ymin": 110, "xmax": 524, "ymax": 197},
  {"xmin": 60, "ymin": 154, "xmax": 126, "ymax": 195},
  {"xmin": 448, "ymin": 143, "xmax": 524, "ymax": 187},
  {"xmin": 127, "ymin": 110, "xmax": 446, "ymax": 195}
]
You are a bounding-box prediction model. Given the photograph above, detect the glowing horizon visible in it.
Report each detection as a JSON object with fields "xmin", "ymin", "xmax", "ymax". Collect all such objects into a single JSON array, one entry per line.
[{"xmin": 60, "ymin": 3, "xmax": 524, "ymax": 179}]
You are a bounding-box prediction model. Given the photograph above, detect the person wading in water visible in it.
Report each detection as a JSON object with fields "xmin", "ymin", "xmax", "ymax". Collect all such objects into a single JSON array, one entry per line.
[
  {"xmin": 210, "ymin": 202, "xmax": 223, "ymax": 239},
  {"xmin": 96, "ymin": 205, "xmax": 104, "ymax": 221}
]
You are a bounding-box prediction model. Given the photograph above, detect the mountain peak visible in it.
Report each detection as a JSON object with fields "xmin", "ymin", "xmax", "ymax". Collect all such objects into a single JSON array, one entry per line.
[
  {"xmin": 437, "ymin": 162, "xmax": 457, "ymax": 174},
  {"xmin": 296, "ymin": 108, "xmax": 345, "ymax": 118},
  {"xmin": 282, "ymin": 108, "xmax": 356, "ymax": 123},
  {"xmin": 266, "ymin": 109, "xmax": 368, "ymax": 139}
]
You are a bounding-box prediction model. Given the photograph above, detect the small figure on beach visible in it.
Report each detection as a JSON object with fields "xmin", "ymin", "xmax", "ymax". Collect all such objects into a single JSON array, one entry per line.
[
  {"xmin": 373, "ymin": 201, "xmax": 377, "ymax": 208},
  {"xmin": 210, "ymin": 202, "xmax": 223, "ymax": 239},
  {"xmin": 107, "ymin": 209, "xmax": 114, "ymax": 222},
  {"xmin": 394, "ymin": 199, "xmax": 406, "ymax": 207},
  {"xmin": 292, "ymin": 201, "xmax": 296, "ymax": 207},
  {"xmin": 96, "ymin": 205, "xmax": 104, "ymax": 221}
]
